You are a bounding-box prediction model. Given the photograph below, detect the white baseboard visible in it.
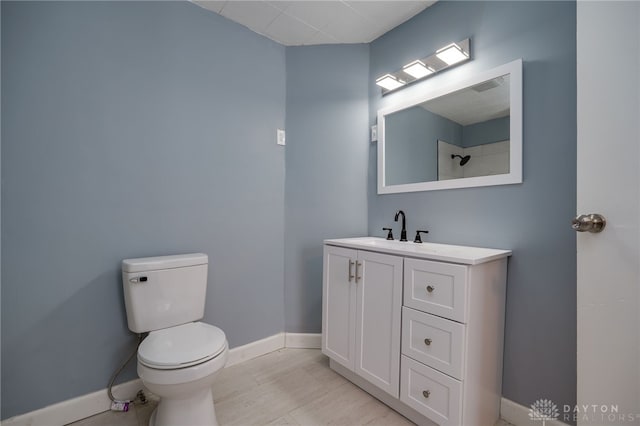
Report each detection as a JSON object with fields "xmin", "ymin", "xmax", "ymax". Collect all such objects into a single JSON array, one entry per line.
[
  {"xmin": 225, "ymin": 332, "xmax": 286, "ymax": 367},
  {"xmin": 0, "ymin": 379, "xmax": 144, "ymax": 426},
  {"xmin": 226, "ymin": 332, "xmax": 321, "ymax": 365},
  {"xmin": 285, "ymin": 332, "xmax": 322, "ymax": 349},
  {"xmin": 1, "ymin": 332, "xmax": 322, "ymax": 426},
  {"xmin": 501, "ymin": 397, "xmax": 571, "ymax": 426}
]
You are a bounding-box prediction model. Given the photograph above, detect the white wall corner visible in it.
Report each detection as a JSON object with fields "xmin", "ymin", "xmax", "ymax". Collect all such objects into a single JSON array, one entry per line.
[{"xmin": 501, "ymin": 397, "xmax": 571, "ymax": 426}]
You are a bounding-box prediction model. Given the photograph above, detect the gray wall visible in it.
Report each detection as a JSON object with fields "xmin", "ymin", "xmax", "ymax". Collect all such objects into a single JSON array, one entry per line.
[
  {"xmin": 2, "ymin": 0, "xmax": 578, "ymax": 420},
  {"xmin": 1, "ymin": 1, "xmax": 285, "ymax": 418},
  {"xmin": 463, "ymin": 116, "xmax": 510, "ymax": 147},
  {"xmin": 369, "ymin": 1, "xmax": 576, "ymax": 413},
  {"xmin": 284, "ymin": 45, "xmax": 369, "ymax": 333},
  {"xmin": 385, "ymin": 106, "xmax": 462, "ymax": 185}
]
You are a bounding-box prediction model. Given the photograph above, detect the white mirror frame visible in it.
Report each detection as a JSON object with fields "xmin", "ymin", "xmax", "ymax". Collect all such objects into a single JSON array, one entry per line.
[{"xmin": 377, "ymin": 58, "xmax": 523, "ymax": 194}]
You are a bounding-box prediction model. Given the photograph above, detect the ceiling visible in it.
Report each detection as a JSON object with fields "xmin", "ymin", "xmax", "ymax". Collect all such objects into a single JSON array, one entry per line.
[{"xmin": 192, "ymin": 1, "xmax": 436, "ymax": 46}]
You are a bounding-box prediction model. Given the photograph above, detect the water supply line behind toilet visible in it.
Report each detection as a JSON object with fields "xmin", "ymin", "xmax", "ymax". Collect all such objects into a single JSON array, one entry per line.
[{"xmin": 107, "ymin": 333, "xmax": 148, "ymax": 411}]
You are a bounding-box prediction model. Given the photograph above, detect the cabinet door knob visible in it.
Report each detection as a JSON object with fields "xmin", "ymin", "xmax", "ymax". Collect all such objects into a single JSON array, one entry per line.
[
  {"xmin": 422, "ymin": 390, "xmax": 431, "ymax": 398},
  {"xmin": 424, "ymin": 338, "xmax": 432, "ymax": 346},
  {"xmin": 355, "ymin": 261, "xmax": 362, "ymax": 283},
  {"xmin": 426, "ymin": 285, "xmax": 435, "ymax": 293},
  {"xmin": 348, "ymin": 260, "xmax": 355, "ymax": 282}
]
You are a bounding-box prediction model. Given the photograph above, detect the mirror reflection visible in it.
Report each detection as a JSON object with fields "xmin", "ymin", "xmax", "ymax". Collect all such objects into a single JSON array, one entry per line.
[{"xmin": 384, "ymin": 74, "xmax": 510, "ymax": 186}]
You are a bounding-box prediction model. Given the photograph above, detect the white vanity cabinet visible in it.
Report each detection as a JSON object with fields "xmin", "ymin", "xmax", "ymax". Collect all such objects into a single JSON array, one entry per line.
[
  {"xmin": 322, "ymin": 237, "xmax": 511, "ymax": 426},
  {"xmin": 321, "ymin": 245, "xmax": 403, "ymax": 397}
]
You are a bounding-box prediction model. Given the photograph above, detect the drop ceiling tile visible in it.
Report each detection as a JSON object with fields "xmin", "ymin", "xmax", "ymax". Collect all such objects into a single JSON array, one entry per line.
[
  {"xmin": 320, "ymin": 5, "xmax": 377, "ymax": 43},
  {"xmin": 191, "ymin": 0, "xmax": 437, "ymax": 46},
  {"xmin": 191, "ymin": 0, "xmax": 227, "ymax": 14},
  {"xmin": 263, "ymin": 12, "xmax": 319, "ymax": 45},
  {"xmin": 346, "ymin": 1, "xmax": 432, "ymax": 23},
  {"xmin": 283, "ymin": 1, "xmax": 355, "ymax": 32},
  {"xmin": 306, "ymin": 30, "xmax": 339, "ymax": 45},
  {"xmin": 219, "ymin": 1, "xmax": 282, "ymax": 33},
  {"xmin": 266, "ymin": 1, "xmax": 292, "ymax": 12}
]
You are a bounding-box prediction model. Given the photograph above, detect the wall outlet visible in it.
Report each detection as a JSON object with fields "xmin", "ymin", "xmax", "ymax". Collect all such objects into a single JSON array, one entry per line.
[
  {"xmin": 370, "ymin": 125, "xmax": 378, "ymax": 142},
  {"xmin": 277, "ymin": 129, "xmax": 286, "ymax": 146}
]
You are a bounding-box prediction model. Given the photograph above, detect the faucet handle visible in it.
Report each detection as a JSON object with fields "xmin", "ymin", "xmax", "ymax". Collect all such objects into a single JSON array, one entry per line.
[
  {"xmin": 382, "ymin": 227, "xmax": 394, "ymax": 240},
  {"xmin": 414, "ymin": 230, "xmax": 429, "ymax": 243}
]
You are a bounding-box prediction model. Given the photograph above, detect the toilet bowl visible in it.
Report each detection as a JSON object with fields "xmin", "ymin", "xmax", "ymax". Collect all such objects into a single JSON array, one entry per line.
[
  {"xmin": 121, "ymin": 254, "xmax": 228, "ymax": 426},
  {"xmin": 138, "ymin": 322, "xmax": 228, "ymax": 426}
]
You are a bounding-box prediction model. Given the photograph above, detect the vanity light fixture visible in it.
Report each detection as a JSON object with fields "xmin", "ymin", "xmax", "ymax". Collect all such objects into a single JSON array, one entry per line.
[
  {"xmin": 375, "ymin": 38, "xmax": 471, "ymax": 95},
  {"xmin": 435, "ymin": 42, "xmax": 469, "ymax": 65},
  {"xmin": 375, "ymin": 74, "xmax": 405, "ymax": 91},
  {"xmin": 402, "ymin": 60, "xmax": 434, "ymax": 79}
]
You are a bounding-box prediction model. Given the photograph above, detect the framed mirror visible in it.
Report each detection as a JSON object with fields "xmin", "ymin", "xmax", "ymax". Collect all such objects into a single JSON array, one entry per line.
[{"xmin": 377, "ymin": 59, "xmax": 522, "ymax": 193}]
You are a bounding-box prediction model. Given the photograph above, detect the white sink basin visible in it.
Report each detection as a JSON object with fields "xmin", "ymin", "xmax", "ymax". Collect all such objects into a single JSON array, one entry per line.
[{"xmin": 324, "ymin": 237, "xmax": 511, "ymax": 265}]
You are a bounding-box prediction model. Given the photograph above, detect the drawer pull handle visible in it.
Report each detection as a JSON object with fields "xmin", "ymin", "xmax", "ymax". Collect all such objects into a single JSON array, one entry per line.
[
  {"xmin": 422, "ymin": 390, "xmax": 431, "ymax": 399},
  {"xmin": 426, "ymin": 285, "xmax": 435, "ymax": 293},
  {"xmin": 424, "ymin": 338, "xmax": 432, "ymax": 346},
  {"xmin": 348, "ymin": 260, "xmax": 355, "ymax": 282}
]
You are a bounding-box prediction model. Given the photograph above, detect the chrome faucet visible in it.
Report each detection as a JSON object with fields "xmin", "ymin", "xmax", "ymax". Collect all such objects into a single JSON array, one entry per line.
[{"xmin": 394, "ymin": 210, "xmax": 407, "ymax": 241}]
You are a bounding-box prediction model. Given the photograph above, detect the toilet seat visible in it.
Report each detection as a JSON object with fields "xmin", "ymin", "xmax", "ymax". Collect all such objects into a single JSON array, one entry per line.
[{"xmin": 138, "ymin": 322, "xmax": 226, "ymax": 369}]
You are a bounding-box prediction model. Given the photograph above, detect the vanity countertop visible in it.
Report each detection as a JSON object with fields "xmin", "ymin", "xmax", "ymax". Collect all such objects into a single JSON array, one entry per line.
[{"xmin": 324, "ymin": 237, "xmax": 511, "ymax": 265}]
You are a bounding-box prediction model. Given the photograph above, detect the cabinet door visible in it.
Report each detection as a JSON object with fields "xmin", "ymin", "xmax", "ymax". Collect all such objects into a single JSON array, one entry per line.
[
  {"xmin": 322, "ymin": 245, "xmax": 357, "ymax": 370},
  {"xmin": 355, "ymin": 250, "xmax": 403, "ymax": 397}
]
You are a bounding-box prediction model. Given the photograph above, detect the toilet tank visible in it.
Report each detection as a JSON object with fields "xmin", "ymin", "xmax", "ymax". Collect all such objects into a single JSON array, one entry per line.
[{"xmin": 122, "ymin": 253, "xmax": 208, "ymax": 333}]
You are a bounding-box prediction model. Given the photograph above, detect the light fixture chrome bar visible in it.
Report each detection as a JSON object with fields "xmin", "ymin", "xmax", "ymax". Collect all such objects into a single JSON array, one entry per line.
[{"xmin": 376, "ymin": 38, "xmax": 471, "ymax": 95}]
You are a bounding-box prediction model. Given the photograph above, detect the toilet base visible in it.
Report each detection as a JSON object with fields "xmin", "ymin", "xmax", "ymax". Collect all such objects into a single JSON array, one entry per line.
[
  {"xmin": 148, "ymin": 387, "xmax": 218, "ymax": 426},
  {"xmin": 137, "ymin": 339, "xmax": 228, "ymax": 426}
]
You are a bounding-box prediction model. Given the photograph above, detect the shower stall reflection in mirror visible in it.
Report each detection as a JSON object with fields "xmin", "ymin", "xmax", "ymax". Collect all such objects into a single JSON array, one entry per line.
[{"xmin": 437, "ymin": 139, "xmax": 510, "ymax": 181}]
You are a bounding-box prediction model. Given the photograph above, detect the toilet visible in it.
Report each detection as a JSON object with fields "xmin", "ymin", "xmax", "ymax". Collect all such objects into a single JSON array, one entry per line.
[{"xmin": 122, "ymin": 253, "xmax": 228, "ymax": 426}]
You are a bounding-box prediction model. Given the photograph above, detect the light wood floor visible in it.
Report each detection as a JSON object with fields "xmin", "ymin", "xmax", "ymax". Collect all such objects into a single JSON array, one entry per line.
[{"xmin": 69, "ymin": 349, "xmax": 513, "ymax": 426}]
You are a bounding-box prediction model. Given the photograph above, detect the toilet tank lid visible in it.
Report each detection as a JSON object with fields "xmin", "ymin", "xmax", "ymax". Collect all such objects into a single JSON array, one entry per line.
[{"xmin": 122, "ymin": 253, "xmax": 208, "ymax": 273}]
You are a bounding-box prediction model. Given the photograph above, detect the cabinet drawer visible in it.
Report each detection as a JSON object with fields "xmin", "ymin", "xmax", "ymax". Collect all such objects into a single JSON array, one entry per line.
[
  {"xmin": 400, "ymin": 355, "xmax": 462, "ymax": 426},
  {"xmin": 404, "ymin": 258, "xmax": 467, "ymax": 322},
  {"xmin": 402, "ymin": 307, "xmax": 465, "ymax": 380}
]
